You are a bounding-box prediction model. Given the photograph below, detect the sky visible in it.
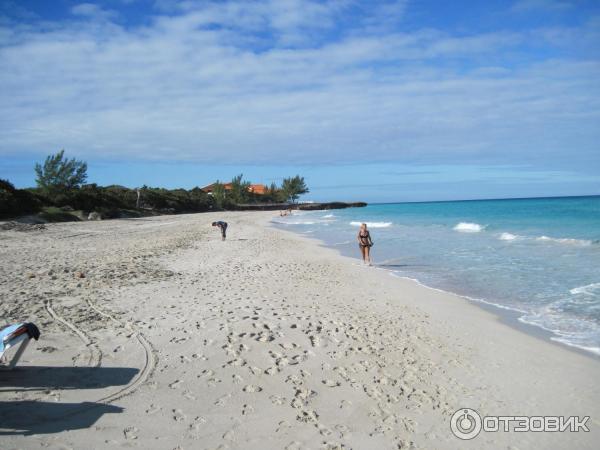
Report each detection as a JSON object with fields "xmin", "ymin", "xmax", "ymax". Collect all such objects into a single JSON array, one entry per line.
[{"xmin": 0, "ymin": 0, "xmax": 599, "ymax": 202}]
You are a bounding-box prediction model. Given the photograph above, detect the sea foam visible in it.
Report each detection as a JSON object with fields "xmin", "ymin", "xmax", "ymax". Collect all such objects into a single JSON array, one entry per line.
[
  {"xmin": 271, "ymin": 219, "xmax": 316, "ymax": 225},
  {"xmin": 498, "ymin": 232, "xmax": 519, "ymax": 241},
  {"xmin": 536, "ymin": 236, "xmax": 592, "ymax": 246},
  {"xmin": 570, "ymin": 283, "xmax": 600, "ymax": 296},
  {"xmin": 453, "ymin": 222, "xmax": 485, "ymax": 233},
  {"xmin": 350, "ymin": 221, "xmax": 392, "ymax": 228}
]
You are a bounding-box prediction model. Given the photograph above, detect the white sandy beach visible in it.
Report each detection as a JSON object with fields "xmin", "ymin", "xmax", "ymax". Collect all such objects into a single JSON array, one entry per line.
[{"xmin": 1, "ymin": 211, "xmax": 599, "ymax": 449}]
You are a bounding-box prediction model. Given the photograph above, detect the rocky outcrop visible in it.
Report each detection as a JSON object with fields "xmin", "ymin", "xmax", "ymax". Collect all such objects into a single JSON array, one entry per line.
[
  {"xmin": 297, "ymin": 202, "xmax": 367, "ymax": 211},
  {"xmin": 233, "ymin": 202, "xmax": 367, "ymax": 211}
]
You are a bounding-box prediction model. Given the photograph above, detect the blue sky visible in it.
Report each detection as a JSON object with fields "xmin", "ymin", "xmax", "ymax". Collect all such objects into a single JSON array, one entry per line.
[{"xmin": 1, "ymin": 0, "xmax": 599, "ymax": 202}]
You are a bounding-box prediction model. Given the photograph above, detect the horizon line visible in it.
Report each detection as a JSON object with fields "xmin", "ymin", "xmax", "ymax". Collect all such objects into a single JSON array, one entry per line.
[{"xmin": 369, "ymin": 194, "xmax": 600, "ymax": 206}]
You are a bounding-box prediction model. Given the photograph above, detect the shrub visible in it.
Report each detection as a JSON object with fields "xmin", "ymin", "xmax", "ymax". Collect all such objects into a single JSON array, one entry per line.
[
  {"xmin": 39, "ymin": 206, "xmax": 80, "ymax": 222},
  {"xmin": 0, "ymin": 179, "xmax": 44, "ymax": 219}
]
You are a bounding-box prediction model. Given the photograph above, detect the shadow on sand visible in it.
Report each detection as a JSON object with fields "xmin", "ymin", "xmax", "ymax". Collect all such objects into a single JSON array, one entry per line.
[
  {"xmin": 0, "ymin": 366, "xmax": 138, "ymax": 391},
  {"xmin": 0, "ymin": 366, "xmax": 137, "ymax": 435},
  {"xmin": 0, "ymin": 400, "xmax": 123, "ymax": 435}
]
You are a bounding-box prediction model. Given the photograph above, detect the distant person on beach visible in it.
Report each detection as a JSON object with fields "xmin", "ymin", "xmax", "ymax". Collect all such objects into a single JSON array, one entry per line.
[
  {"xmin": 212, "ymin": 221, "xmax": 228, "ymax": 241},
  {"xmin": 357, "ymin": 223, "xmax": 373, "ymax": 265}
]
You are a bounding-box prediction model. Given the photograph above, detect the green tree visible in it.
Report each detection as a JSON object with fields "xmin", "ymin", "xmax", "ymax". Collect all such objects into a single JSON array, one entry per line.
[
  {"xmin": 230, "ymin": 173, "xmax": 251, "ymax": 204},
  {"xmin": 266, "ymin": 181, "xmax": 287, "ymax": 203},
  {"xmin": 281, "ymin": 175, "xmax": 309, "ymax": 203},
  {"xmin": 35, "ymin": 150, "xmax": 88, "ymax": 197},
  {"xmin": 211, "ymin": 181, "xmax": 227, "ymax": 209}
]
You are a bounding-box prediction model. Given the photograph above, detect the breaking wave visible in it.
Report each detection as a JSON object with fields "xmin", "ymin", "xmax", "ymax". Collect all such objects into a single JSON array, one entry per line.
[
  {"xmin": 349, "ymin": 221, "xmax": 392, "ymax": 228},
  {"xmin": 498, "ymin": 232, "xmax": 519, "ymax": 241},
  {"xmin": 536, "ymin": 236, "xmax": 593, "ymax": 246},
  {"xmin": 453, "ymin": 222, "xmax": 485, "ymax": 233}
]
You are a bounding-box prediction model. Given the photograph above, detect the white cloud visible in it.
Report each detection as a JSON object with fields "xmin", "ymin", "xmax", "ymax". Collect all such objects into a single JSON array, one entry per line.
[
  {"xmin": 71, "ymin": 3, "xmax": 117, "ymax": 21},
  {"xmin": 152, "ymin": 0, "xmax": 350, "ymax": 47},
  {"xmin": 0, "ymin": 1, "xmax": 598, "ymax": 172}
]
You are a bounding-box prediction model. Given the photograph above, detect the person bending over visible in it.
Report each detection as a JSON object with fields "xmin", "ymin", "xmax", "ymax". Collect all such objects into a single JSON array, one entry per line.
[{"xmin": 212, "ymin": 221, "xmax": 228, "ymax": 241}]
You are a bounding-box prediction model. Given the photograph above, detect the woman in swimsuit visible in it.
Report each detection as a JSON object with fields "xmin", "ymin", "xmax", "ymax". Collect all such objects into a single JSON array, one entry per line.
[{"xmin": 357, "ymin": 223, "xmax": 373, "ymax": 265}]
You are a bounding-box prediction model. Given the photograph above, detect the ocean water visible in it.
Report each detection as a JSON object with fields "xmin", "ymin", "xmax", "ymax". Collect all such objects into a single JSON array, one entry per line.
[{"xmin": 272, "ymin": 196, "xmax": 600, "ymax": 355}]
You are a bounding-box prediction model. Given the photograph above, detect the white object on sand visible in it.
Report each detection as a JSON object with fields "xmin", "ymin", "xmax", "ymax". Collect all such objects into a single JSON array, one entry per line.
[{"xmin": 0, "ymin": 323, "xmax": 39, "ymax": 370}]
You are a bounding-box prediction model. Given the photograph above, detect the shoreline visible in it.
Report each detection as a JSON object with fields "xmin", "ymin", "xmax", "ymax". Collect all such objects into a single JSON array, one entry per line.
[
  {"xmin": 271, "ymin": 214, "xmax": 600, "ymax": 360},
  {"xmin": 393, "ymin": 273, "xmax": 600, "ymax": 361},
  {"xmin": 1, "ymin": 211, "xmax": 598, "ymax": 449}
]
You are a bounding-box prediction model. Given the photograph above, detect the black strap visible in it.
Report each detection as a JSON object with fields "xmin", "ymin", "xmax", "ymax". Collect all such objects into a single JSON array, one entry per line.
[{"xmin": 25, "ymin": 322, "xmax": 41, "ymax": 340}]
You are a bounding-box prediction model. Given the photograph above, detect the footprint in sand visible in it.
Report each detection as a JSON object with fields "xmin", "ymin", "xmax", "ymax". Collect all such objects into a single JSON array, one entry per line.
[
  {"xmin": 200, "ymin": 369, "xmax": 215, "ymax": 378},
  {"xmin": 276, "ymin": 357, "xmax": 289, "ymax": 368},
  {"xmin": 289, "ymin": 355, "xmax": 303, "ymax": 365},
  {"xmin": 270, "ymin": 395, "xmax": 286, "ymax": 405},
  {"xmin": 223, "ymin": 429, "xmax": 235, "ymax": 441},
  {"xmin": 296, "ymin": 409, "xmax": 319, "ymax": 423},
  {"xmin": 214, "ymin": 394, "xmax": 231, "ymax": 406},
  {"xmin": 265, "ymin": 366, "xmax": 279, "ymax": 375},
  {"xmin": 243, "ymin": 384, "xmax": 262, "ymax": 393},
  {"xmin": 340, "ymin": 400, "xmax": 352, "ymax": 409},
  {"xmin": 248, "ymin": 365, "xmax": 262, "ymax": 375},
  {"xmin": 276, "ymin": 420, "xmax": 291, "ymax": 433},
  {"xmin": 322, "ymin": 379, "xmax": 341, "ymax": 387},
  {"xmin": 225, "ymin": 358, "xmax": 246, "ymax": 367},
  {"xmin": 317, "ymin": 424, "xmax": 333, "ymax": 436},
  {"xmin": 280, "ymin": 342, "xmax": 298, "ymax": 350},
  {"xmin": 232, "ymin": 374, "xmax": 244, "ymax": 383},
  {"xmin": 207, "ymin": 377, "xmax": 222, "ymax": 386},
  {"xmin": 256, "ymin": 332, "xmax": 275, "ymax": 342},
  {"xmin": 145, "ymin": 404, "xmax": 161, "ymax": 415},
  {"xmin": 334, "ymin": 424, "xmax": 349, "ymax": 436},
  {"xmin": 173, "ymin": 409, "xmax": 186, "ymax": 422},
  {"xmin": 183, "ymin": 390, "xmax": 197, "ymax": 400},
  {"xmin": 123, "ymin": 426, "xmax": 139, "ymax": 440},
  {"xmin": 188, "ymin": 416, "xmax": 207, "ymax": 432}
]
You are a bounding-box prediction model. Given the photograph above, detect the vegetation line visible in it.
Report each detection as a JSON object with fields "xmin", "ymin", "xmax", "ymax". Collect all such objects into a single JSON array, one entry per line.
[{"xmin": 1, "ymin": 150, "xmax": 311, "ymax": 221}]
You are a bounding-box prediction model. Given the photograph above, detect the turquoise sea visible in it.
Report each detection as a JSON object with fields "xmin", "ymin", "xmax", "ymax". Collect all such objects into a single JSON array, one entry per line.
[{"xmin": 273, "ymin": 196, "xmax": 600, "ymax": 355}]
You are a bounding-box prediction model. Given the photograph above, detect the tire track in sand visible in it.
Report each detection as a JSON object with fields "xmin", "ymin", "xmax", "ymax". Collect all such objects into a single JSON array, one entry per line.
[
  {"xmin": 44, "ymin": 299, "xmax": 157, "ymax": 404},
  {"xmin": 44, "ymin": 300, "xmax": 102, "ymax": 368},
  {"xmin": 86, "ymin": 298, "xmax": 157, "ymax": 403}
]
